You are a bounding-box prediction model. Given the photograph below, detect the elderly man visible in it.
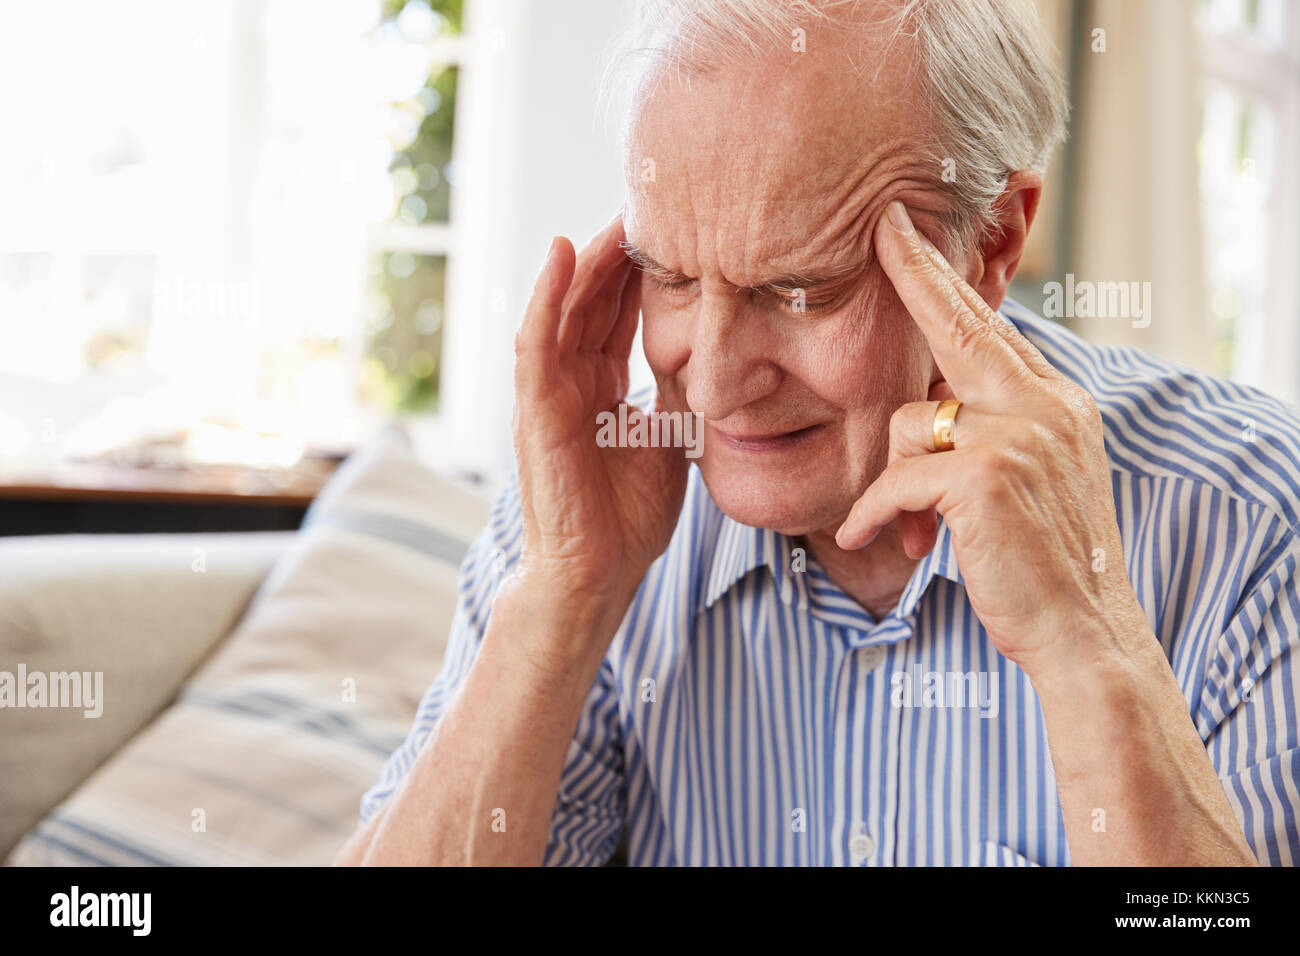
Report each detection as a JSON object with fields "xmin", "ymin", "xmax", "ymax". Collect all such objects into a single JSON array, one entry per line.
[{"xmin": 338, "ymin": 0, "xmax": 1299, "ymax": 866}]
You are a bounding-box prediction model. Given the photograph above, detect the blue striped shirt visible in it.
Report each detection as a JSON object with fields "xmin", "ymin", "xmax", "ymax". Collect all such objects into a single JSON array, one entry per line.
[{"xmin": 360, "ymin": 298, "xmax": 1300, "ymax": 866}]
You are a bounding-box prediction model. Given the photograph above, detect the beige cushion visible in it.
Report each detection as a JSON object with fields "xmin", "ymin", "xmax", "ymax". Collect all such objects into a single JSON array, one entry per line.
[
  {"xmin": 5, "ymin": 425, "xmax": 490, "ymax": 865},
  {"xmin": 0, "ymin": 531, "xmax": 291, "ymax": 859}
]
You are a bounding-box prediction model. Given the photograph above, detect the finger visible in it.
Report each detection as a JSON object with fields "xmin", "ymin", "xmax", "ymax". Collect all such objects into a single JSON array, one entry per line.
[
  {"xmin": 835, "ymin": 451, "xmax": 961, "ymax": 549},
  {"xmin": 911, "ymin": 226, "xmax": 1061, "ymax": 380},
  {"xmin": 516, "ymin": 236, "xmax": 575, "ymax": 355},
  {"xmin": 515, "ymin": 238, "xmax": 576, "ymax": 411},
  {"xmin": 874, "ymin": 201, "xmax": 1033, "ymax": 402},
  {"xmin": 887, "ymin": 399, "xmax": 994, "ymax": 465},
  {"xmin": 605, "ymin": 262, "xmax": 643, "ymax": 367},
  {"xmin": 898, "ymin": 508, "xmax": 938, "ymax": 560},
  {"xmin": 579, "ymin": 255, "xmax": 636, "ymax": 351},
  {"xmin": 557, "ymin": 213, "xmax": 632, "ymax": 351}
]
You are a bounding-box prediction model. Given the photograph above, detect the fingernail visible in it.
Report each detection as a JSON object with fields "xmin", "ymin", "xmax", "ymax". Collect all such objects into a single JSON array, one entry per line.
[
  {"xmin": 886, "ymin": 200, "xmax": 913, "ymax": 235},
  {"xmin": 838, "ymin": 525, "xmax": 879, "ymax": 550},
  {"xmin": 536, "ymin": 238, "xmax": 557, "ymax": 283}
]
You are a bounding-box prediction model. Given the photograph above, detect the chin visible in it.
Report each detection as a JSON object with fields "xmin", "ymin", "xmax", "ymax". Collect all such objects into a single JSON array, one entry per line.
[{"xmin": 698, "ymin": 461, "xmax": 851, "ymax": 536}]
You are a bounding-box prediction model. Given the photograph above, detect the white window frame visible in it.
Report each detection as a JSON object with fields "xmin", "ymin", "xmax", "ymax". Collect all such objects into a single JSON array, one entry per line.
[{"xmin": 1198, "ymin": 6, "xmax": 1300, "ymax": 406}]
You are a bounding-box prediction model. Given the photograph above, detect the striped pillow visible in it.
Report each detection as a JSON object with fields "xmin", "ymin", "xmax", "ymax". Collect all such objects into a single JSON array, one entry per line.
[{"xmin": 5, "ymin": 425, "xmax": 490, "ymax": 866}]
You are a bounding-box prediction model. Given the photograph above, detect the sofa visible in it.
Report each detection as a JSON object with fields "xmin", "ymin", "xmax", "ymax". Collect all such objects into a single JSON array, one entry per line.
[{"xmin": 0, "ymin": 425, "xmax": 492, "ymax": 865}]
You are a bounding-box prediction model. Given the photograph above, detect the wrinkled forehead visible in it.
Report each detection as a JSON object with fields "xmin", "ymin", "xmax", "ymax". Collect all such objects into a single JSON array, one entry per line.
[
  {"xmin": 621, "ymin": 21, "xmax": 943, "ymax": 278},
  {"xmin": 626, "ymin": 19, "xmax": 929, "ymax": 174}
]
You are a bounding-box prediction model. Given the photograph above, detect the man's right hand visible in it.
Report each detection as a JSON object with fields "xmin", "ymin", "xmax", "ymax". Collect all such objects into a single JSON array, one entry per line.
[
  {"xmin": 336, "ymin": 213, "xmax": 685, "ymax": 867},
  {"xmin": 508, "ymin": 212, "xmax": 689, "ymax": 661}
]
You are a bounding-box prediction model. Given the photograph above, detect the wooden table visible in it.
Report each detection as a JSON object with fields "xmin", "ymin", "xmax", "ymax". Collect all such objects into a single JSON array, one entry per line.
[{"xmin": 0, "ymin": 456, "xmax": 343, "ymax": 536}]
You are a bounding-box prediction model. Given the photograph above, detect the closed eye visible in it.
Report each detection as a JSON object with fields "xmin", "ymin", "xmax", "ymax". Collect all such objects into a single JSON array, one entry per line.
[
  {"xmin": 765, "ymin": 281, "xmax": 852, "ymax": 316},
  {"xmin": 620, "ymin": 239, "xmax": 861, "ymax": 312},
  {"xmin": 652, "ymin": 275, "xmax": 696, "ymax": 292},
  {"xmin": 620, "ymin": 241, "xmax": 690, "ymax": 284}
]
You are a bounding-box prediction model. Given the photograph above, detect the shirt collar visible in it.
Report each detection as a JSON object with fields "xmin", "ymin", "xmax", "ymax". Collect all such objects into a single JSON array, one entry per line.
[
  {"xmin": 699, "ymin": 508, "xmax": 964, "ymax": 627},
  {"xmin": 700, "ymin": 516, "xmax": 778, "ymax": 613}
]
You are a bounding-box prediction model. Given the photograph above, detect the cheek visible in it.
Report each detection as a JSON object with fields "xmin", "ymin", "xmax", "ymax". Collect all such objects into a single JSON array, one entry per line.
[
  {"xmin": 640, "ymin": 286, "xmax": 691, "ymax": 376},
  {"xmin": 780, "ymin": 287, "xmax": 930, "ymax": 411}
]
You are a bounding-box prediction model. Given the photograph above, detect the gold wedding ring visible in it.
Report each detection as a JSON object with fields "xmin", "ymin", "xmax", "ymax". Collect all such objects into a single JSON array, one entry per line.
[{"xmin": 932, "ymin": 399, "xmax": 961, "ymax": 452}]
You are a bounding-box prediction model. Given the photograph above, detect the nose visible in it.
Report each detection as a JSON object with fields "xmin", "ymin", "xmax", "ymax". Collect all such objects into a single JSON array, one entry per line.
[{"xmin": 684, "ymin": 294, "xmax": 781, "ymax": 422}]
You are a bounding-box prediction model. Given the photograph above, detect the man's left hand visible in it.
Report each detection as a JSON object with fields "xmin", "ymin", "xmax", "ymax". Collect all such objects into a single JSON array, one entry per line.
[{"xmin": 836, "ymin": 200, "xmax": 1149, "ymax": 680}]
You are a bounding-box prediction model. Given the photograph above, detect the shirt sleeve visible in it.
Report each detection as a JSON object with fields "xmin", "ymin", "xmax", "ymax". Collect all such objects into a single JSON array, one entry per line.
[
  {"xmin": 1196, "ymin": 532, "xmax": 1300, "ymax": 866},
  {"xmin": 357, "ymin": 475, "xmax": 627, "ymax": 865}
]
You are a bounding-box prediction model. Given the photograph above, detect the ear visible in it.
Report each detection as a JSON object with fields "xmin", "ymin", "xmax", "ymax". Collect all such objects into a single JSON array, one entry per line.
[{"xmin": 966, "ymin": 170, "xmax": 1042, "ymax": 311}]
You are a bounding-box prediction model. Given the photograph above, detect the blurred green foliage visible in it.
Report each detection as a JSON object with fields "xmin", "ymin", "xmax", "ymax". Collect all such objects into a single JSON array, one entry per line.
[
  {"xmin": 365, "ymin": 253, "xmax": 446, "ymax": 413},
  {"xmin": 366, "ymin": 0, "xmax": 462, "ymax": 414},
  {"xmin": 382, "ymin": 0, "xmax": 462, "ymax": 33},
  {"xmin": 391, "ymin": 66, "xmax": 457, "ymax": 224}
]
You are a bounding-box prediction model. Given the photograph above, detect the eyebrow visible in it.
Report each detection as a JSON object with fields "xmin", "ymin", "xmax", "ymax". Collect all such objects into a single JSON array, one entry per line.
[{"xmin": 619, "ymin": 240, "xmax": 862, "ymax": 293}]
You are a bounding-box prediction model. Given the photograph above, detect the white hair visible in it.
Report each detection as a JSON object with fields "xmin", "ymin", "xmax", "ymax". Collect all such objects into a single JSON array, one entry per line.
[{"xmin": 600, "ymin": 0, "xmax": 1069, "ymax": 256}]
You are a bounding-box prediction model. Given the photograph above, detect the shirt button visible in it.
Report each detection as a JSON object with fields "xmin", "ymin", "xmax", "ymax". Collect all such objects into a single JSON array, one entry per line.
[
  {"xmin": 849, "ymin": 830, "xmax": 876, "ymax": 861},
  {"xmin": 858, "ymin": 645, "xmax": 886, "ymax": 671}
]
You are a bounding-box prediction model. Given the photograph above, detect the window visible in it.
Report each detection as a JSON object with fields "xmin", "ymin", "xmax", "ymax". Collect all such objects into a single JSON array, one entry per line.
[
  {"xmin": 0, "ymin": 0, "xmax": 467, "ymax": 469},
  {"xmin": 1196, "ymin": 0, "xmax": 1300, "ymax": 405},
  {"xmin": 357, "ymin": 1, "xmax": 463, "ymax": 414}
]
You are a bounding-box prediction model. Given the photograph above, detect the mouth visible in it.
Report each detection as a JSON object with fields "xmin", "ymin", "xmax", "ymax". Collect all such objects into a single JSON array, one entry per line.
[{"xmin": 711, "ymin": 422, "xmax": 826, "ymax": 453}]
